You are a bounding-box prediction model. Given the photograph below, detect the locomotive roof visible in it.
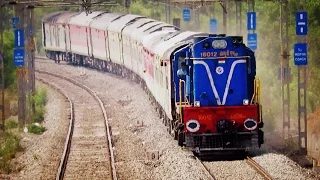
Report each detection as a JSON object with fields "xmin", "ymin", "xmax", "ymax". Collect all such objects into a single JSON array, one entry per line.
[
  {"xmin": 153, "ymin": 31, "xmax": 200, "ymax": 57},
  {"xmin": 68, "ymin": 11, "xmax": 106, "ymax": 26},
  {"xmin": 89, "ymin": 13, "xmax": 124, "ymax": 30}
]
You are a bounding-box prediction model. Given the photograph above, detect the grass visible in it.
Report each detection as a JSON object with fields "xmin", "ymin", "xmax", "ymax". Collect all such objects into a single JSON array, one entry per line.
[
  {"xmin": 5, "ymin": 120, "xmax": 18, "ymax": 130},
  {"xmin": 30, "ymin": 88, "xmax": 48, "ymax": 123},
  {"xmin": 0, "ymin": 132, "xmax": 21, "ymax": 174},
  {"xmin": 26, "ymin": 124, "xmax": 46, "ymax": 134},
  {"xmin": 0, "ymin": 87, "xmax": 48, "ymax": 173}
]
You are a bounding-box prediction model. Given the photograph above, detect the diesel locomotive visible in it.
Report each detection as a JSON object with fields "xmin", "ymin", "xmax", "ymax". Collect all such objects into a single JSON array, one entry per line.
[{"xmin": 42, "ymin": 11, "xmax": 264, "ymax": 156}]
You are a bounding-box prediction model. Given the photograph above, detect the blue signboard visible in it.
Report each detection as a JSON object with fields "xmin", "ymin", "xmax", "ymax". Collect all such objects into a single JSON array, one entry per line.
[
  {"xmin": 296, "ymin": 12, "xmax": 308, "ymax": 35},
  {"xmin": 247, "ymin": 12, "xmax": 256, "ymax": 30},
  {"xmin": 210, "ymin": 19, "xmax": 217, "ymax": 33},
  {"xmin": 183, "ymin": 8, "xmax": 191, "ymax": 22},
  {"xmin": 12, "ymin": 17, "xmax": 19, "ymax": 29},
  {"xmin": 294, "ymin": 43, "xmax": 307, "ymax": 66},
  {"xmin": 247, "ymin": 33, "xmax": 257, "ymax": 50},
  {"xmin": 14, "ymin": 49, "xmax": 24, "ymax": 67},
  {"xmin": 14, "ymin": 29, "xmax": 24, "ymax": 48}
]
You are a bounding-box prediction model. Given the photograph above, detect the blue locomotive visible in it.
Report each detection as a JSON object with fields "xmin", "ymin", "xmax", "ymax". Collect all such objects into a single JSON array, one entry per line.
[
  {"xmin": 173, "ymin": 35, "xmax": 264, "ymax": 154},
  {"xmin": 42, "ymin": 11, "xmax": 264, "ymax": 156}
]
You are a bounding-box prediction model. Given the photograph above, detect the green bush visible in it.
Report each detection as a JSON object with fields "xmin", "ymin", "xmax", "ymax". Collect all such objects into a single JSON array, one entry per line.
[
  {"xmin": 27, "ymin": 124, "xmax": 46, "ymax": 134},
  {"xmin": 30, "ymin": 88, "xmax": 48, "ymax": 123},
  {"xmin": 0, "ymin": 132, "xmax": 21, "ymax": 174},
  {"xmin": 5, "ymin": 120, "xmax": 18, "ymax": 130}
]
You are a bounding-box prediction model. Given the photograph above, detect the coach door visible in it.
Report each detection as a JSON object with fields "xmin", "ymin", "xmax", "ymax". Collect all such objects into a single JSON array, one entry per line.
[{"xmin": 173, "ymin": 46, "xmax": 190, "ymax": 106}]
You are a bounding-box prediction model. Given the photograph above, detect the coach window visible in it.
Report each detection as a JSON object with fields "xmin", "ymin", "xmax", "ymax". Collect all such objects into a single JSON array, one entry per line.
[{"xmin": 177, "ymin": 53, "xmax": 187, "ymax": 78}]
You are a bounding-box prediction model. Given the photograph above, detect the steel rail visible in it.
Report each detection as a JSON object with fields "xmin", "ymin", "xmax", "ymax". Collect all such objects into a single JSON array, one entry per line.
[
  {"xmin": 195, "ymin": 157, "xmax": 217, "ymax": 180},
  {"xmin": 246, "ymin": 156, "xmax": 273, "ymax": 180},
  {"xmin": 34, "ymin": 76, "xmax": 74, "ymax": 180},
  {"xmin": 36, "ymin": 69, "xmax": 117, "ymax": 180}
]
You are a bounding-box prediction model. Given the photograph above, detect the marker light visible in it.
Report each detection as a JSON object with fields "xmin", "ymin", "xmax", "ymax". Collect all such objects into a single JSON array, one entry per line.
[
  {"xmin": 243, "ymin": 99, "xmax": 249, "ymax": 105},
  {"xmin": 194, "ymin": 101, "xmax": 200, "ymax": 107},
  {"xmin": 203, "ymin": 41, "xmax": 211, "ymax": 49},
  {"xmin": 244, "ymin": 118, "xmax": 257, "ymax": 131},
  {"xmin": 186, "ymin": 119, "xmax": 200, "ymax": 132},
  {"xmin": 212, "ymin": 40, "xmax": 227, "ymax": 49}
]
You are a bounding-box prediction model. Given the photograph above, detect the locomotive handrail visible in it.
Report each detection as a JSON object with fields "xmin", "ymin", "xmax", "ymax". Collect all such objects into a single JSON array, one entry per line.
[
  {"xmin": 251, "ymin": 78, "xmax": 258, "ymax": 105},
  {"xmin": 179, "ymin": 79, "xmax": 190, "ymax": 123},
  {"xmin": 189, "ymin": 56, "xmax": 251, "ymax": 60},
  {"xmin": 257, "ymin": 78, "xmax": 262, "ymax": 123},
  {"xmin": 251, "ymin": 77, "xmax": 262, "ymax": 123}
]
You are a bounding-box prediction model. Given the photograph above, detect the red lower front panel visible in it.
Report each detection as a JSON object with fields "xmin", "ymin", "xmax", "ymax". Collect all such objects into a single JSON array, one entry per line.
[{"xmin": 183, "ymin": 105, "xmax": 259, "ymax": 133}]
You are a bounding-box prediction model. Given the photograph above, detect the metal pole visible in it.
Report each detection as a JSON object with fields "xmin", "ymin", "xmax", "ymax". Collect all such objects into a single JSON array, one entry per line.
[
  {"xmin": 15, "ymin": 4, "xmax": 26, "ymax": 128},
  {"xmin": 24, "ymin": 5, "xmax": 31, "ymax": 125},
  {"xmin": 79, "ymin": 0, "xmax": 83, "ymax": 12},
  {"xmin": 27, "ymin": 6, "xmax": 36, "ymax": 122},
  {"xmin": 280, "ymin": 0, "xmax": 290, "ymax": 139},
  {"xmin": 25, "ymin": 7, "xmax": 30, "ymax": 125},
  {"xmin": 195, "ymin": 8, "xmax": 199, "ymax": 30},
  {"xmin": 0, "ymin": 4, "xmax": 5, "ymax": 130},
  {"xmin": 239, "ymin": 0, "xmax": 242, "ymax": 35},
  {"xmin": 222, "ymin": 1, "xmax": 227, "ymax": 34},
  {"xmin": 168, "ymin": 0, "xmax": 171, "ymax": 24},
  {"xmin": 227, "ymin": 0, "xmax": 231, "ymax": 35},
  {"xmin": 31, "ymin": 7, "xmax": 36, "ymax": 109},
  {"xmin": 236, "ymin": 0, "xmax": 241, "ymax": 35},
  {"xmin": 247, "ymin": 0, "xmax": 254, "ymax": 23},
  {"xmin": 297, "ymin": 0, "xmax": 307, "ymax": 154},
  {"xmin": 165, "ymin": 0, "xmax": 167, "ymax": 23}
]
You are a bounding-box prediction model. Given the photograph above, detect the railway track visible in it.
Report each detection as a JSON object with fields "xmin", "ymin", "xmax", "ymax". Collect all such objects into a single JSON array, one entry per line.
[
  {"xmin": 36, "ymin": 70, "xmax": 117, "ymax": 180},
  {"xmin": 35, "ymin": 57, "xmax": 273, "ymax": 180},
  {"xmin": 246, "ymin": 156, "xmax": 273, "ymax": 180},
  {"xmin": 196, "ymin": 157, "xmax": 217, "ymax": 180},
  {"xmin": 197, "ymin": 155, "xmax": 273, "ymax": 180}
]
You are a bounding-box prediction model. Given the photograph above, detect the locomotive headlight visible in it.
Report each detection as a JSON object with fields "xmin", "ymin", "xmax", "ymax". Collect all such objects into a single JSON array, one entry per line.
[
  {"xmin": 244, "ymin": 118, "xmax": 257, "ymax": 131},
  {"xmin": 212, "ymin": 40, "xmax": 227, "ymax": 49},
  {"xmin": 194, "ymin": 101, "xmax": 200, "ymax": 107},
  {"xmin": 203, "ymin": 41, "xmax": 211, "ymax": 49},
  {"xmin": 243, "ymin": 99, "xmax": 249, "ymax": 105},
  {"xmin": 186, "ymin": 119, "xmax": 200, "ymax": 132}
]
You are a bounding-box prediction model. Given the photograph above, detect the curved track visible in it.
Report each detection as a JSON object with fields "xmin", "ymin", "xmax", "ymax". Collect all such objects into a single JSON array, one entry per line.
[
  {"xmin": 36, "ymin": 70, "xmax": 117, "ymax": 180},
  {"xmin": 34, "ymin": 77, "xmax": 74, "ymax": 180},
  {"xmin": 35, "ymin": 57, "xmax": 274, "ymax": 180}
]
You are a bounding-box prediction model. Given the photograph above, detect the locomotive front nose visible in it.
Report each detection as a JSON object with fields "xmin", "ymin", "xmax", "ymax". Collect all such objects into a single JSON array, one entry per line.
[{"xmin": 216, "ymin": 119, "xmax": 234, "ymax": 133}]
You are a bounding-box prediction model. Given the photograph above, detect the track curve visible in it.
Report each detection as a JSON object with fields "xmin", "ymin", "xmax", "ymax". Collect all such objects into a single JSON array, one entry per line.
[{"xmin": 36, "ymin": 70, "xmax": 117, "ymax": 180}]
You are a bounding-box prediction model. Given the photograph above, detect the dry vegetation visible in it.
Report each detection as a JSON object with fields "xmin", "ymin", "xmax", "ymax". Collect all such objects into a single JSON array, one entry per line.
[{"xmin": 308, "ymin": 108, "xmax": 320, "ymax": 135}]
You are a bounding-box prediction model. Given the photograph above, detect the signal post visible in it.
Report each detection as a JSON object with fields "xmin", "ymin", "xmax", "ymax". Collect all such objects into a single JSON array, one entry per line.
[
  {"xmin": 295, "ymin": 0, "xmax": 307, "ymax": 154},
  {"xmin": 14, "ymin": 4, "xmax": 27, "ymax": 128},
  {"xmin": 0, "ymin": 3, "xmax": 5, "ymax": 130}
]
